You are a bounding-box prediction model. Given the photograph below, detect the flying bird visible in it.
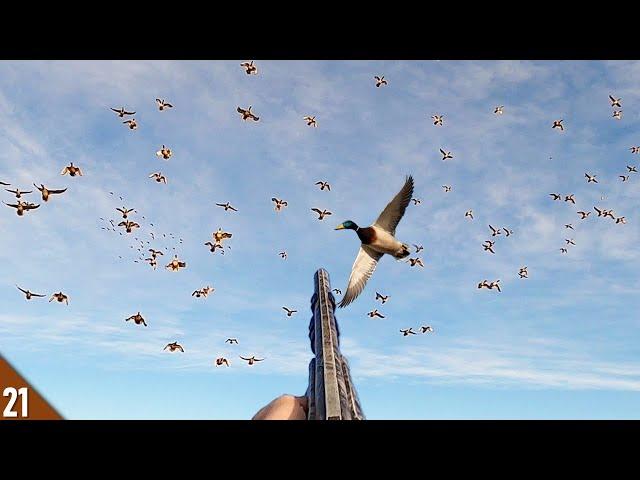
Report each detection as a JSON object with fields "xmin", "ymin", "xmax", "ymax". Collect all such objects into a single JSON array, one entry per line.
[
  {"xmin": 5, "ymin": 188, "xmax": 32, "ymax": 199},
  {"xmin": 400, "ymin": 328, "xmax": 417, "ymax": 336},
  {"xmin": 630, "ymin": 147, "xmax": 639, "ymax": 154},
  {"xmin": 282, "ymin": 307, "xmax": 297, "ymax": 317},
  {"xmin": 156, "ymin": 98, "xmax": 173, "ymax": 111},
  {"xmin": 315, "ymin": 181, "xmax": 331, "ymax": 191},
  {"xmin": 565, "ymin": 238, "xmax": 576, "ymax": 245},
  {"xmin": 226, "ymin": 338, "xmax": 239, "ymax": 344},
  {"xmin": 620, "ymin": 175, "xmax": 629, "ymax": 182},
  {"xmin": 116, "ymin": 207, "xmax": 136, "ymax": 219},
  {"xmin": 118, "ymin": 220, "xmax": 140, "ymax": 233},
  {"xmin": 216, "ymin": 202, "xmax": 238, "ymax": 212},
  {"xmin": 215, "ymin": 357, "xmax": 230, "ymax": 367},
  {"xmin": 33, "ymin": 184, "xmax": 67, "ymax": 202},
  {"xmin": 240, "ymin": 61, "xmax": 258, "ymax": 75},
  {"xmin": 61, "ymin": 162, "xmax": 83, "ymax": 176},
  {"xmin": 279, "ymin": 251, "xmax": 287, "ymax": 259},
  {"xmin": 577, "ymin": 211, "xmax": 590, "ymax": 219},
  {"xmin": 564, "ymin": 194, "xmax": 575, "ymax": 204},
  {"xmin": 420, "ymin": 325, "xmax": 434, "ymax": 333},
  {"xmin": 16, "ymin": 285, "xmax": 46, "ymax": 300},
  {"xmin": 374, "ymin": 75, "xmax": 387, "ymax": 87},
  {"xmin": 123, "ymin": 119, "xmax": 137, "ymax": 130},
  {"xmin": 149, "ymin": 172, "xmax": 167, "ymax": 184},
  {"xmin": 565, "ymin": 224, "xmax": 574, "ymax": 230},
  {"xmin": 503, "ymin": 227, "xmax": 513, "ymax": 237},
  {"xmin": 303, "ymin": 116, "xmax": 317, "ymax": 127},
  {"xmin": 333, "ymin": 289, "xmax": 342, "ymax": 295},
  {"xmin": 272, "ymin": 198, "xmax": 288, "ymax": 212},
  {"xmin": 585, "ymin": 173, "xmax": 598, "ymax": 183},
  {"xmin": 164, "ymin": 342, "xmax": 184, "ymax": 353},
  {"xmin": 483, "ymin": 240, "xmax": 495, "ymax": 254},
  {"xmin": 494, "ymin": 105, "xmax": 504, "ymax": 115},
  {"xmin": 442, "ymin": 185, "xmax": 452, "ymax": 193},
  {"xmin": 156, "ymin": 145, "xmax": 172, "ymax": 160},
  {"xmin": 411, "ymin": 198, "xmax": 421, "ymax": 206},
  {"xmin": 111, "ymin": 107, "xmax": 135, "ymax": 117},
  {"xmin": 406, "ymin": 257, "xmax": 424, "ymax": 268},
  {"xmin": 49, "ymin": 292, "xmax": 69, "ymax": 305},
  {"xmin": 552, "ymin": 119, "xmax": 564, "ymax": 131},
  {"xmin": 335, "ymin": 175, "xmax": 413, "ymax": 308},
  {"xmin": 212, "ymin": 228, "xmax": 232, "ymax": 247},
  {"xmin": 237, "ymin": 106, "xmax": 260, "ymax": 121},
  {"xmin": 440, "ymin": 148, "xmax": 453, "ymax": 160},
  {"xmin": 375, "ymin": 292, "xmax": 389, "ymax": 304},
  {"xmin": 432, "ymin": 115, "xmax": 443, "ymax": 126},
  {"xmin": 489, "ymin": 225, "xmax": 502, "ymax": 237},
  {"xmin": 613, "ymin": 110, "xmax": 623, "ymax": 120},
  {"xmin": 518, "ymin": 267, "xmax": 528, "ymax": 279},
  {"xmin": 465, "ymin": 210, "xmax": 474, "ymax": 220},
  {"xmin": 311, "ymin": 208, "xmax": 332, "ymax": 220},
  {"xmin": 367, "ymin": 309, "xmax": 385, "ymax": 318},
  {"xmin": 239, "ymin": 356, "xmax": 264, "ymax": 365},
  {"xmin": 609, "ymin": 95, "xmax": 622, "ymax": 108},
  {"xmin": 0, "ymin": 181, "xmax": 9, "ymax": 186},
  {"xmin": 628, "ymin": 166, "xmax": 638, "ymax": 173},
  {"xmin": 4, "ymin": 201, "xmax": 39, "ymax": 216},
  {"xmin": 616, "ymin": 216, "xmax": 626, "ymax": 224},
  {"xmin": 560, "ymin": 248, "xmax": 568, "ymax": 254},
  {"xmin": 166, "ymin": 255, "xmax": 186, "ymax": 272},
  {"xmin": 125, "ymin": 312, "xmax": 147, "ymax": 327},
  {"xmin": 413, "ymin": 244, "xmax": 424, "ymax": 253},
  {"xmin": 549, "ymin": 193, "xmax": 561, "ymax": 201}
]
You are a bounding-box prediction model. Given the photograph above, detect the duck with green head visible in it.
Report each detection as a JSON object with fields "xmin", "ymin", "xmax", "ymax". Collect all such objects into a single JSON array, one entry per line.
[{"xmin": 335, "ymin": 175, "xmax": 414, "ymax": 308}]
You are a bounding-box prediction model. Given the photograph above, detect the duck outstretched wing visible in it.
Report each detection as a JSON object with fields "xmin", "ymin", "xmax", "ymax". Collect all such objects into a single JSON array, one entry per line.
[
  {"xmin": 373, "ymin": 175, "xmax": 414, "ymax": 235},
  {"xmin": 339, "ymin": 245, "xmax": 382, "ymax": 308}
]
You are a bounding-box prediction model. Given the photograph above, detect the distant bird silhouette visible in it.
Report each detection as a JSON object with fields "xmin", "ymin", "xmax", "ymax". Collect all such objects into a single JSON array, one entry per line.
[
  {"xmin": 374, "ymin": 75, "xmax": 387, "ymax": 87},
  {"xmin": 49, "ymin": 292, "xmax": 69, "ymax": 305},
  {"xmin": 552, "ymin": 119, "xmax": 564, "ymax": 131},
  {"xmin": 237, "ymin": 106, "xmax": 260, "ymax": 121},
  {"xmin": 111, "ymin": 106, "xmax": 135, "ymax": 117},
  {"xmin": 34, "ymin": 184, "xmax": 66, "ymax": 202},
  {"xmin": 240, "ymin": 61, "xmax": 258, "ymax": 75},
  {"xmin": 126, "ymin": 312, "xmax": 147, "ymax": 327},
  {"xmin": 16, "ymin": 285, "xmax": 45, "ymax": 300},
  {"xmin": 240, "ymin": 356, "xmax": 264, "ymax": 365},
  {"xmin": 375, "ymin": 292, "xmax": 389, "ymax": 304},
  {"xmin": 156, "ymin": 98, "xmax": 173, "ymax": 111},
  {"xmin": 164, "ymin": 342, "xmax": 184, "ymax": 352},
  {"xmin": 61, "ymin": 162, "xmax": 83, "ymax": 177},
  {"xmin": 315, "ymin": 181, "xmax": 331, "ymax": 191},
  {"xmin": 282, "ymin": 307, "xmax": 297, "ymax": 317},
  {"xmin": 311, "ymin": 208, "xmax": 332, "ymax": 220},
  {"xmin": 367, "ymin": 309, "xmax": 385, "ymax": 318},
  {"xmin": 400, "ymin": 328, "xmax": 417, "ymax": 336}
]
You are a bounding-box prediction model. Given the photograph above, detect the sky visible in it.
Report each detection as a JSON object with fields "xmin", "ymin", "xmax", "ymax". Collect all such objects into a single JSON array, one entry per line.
[{"xmin": 1, "ymin": 60, "xmax": 640, "ymax": 419}]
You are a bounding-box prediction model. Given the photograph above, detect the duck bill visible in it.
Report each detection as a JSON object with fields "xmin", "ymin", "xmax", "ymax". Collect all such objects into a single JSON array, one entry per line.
[{"xmin": 334, "ymin": 223, "xmax": 346, "ymax": 230}]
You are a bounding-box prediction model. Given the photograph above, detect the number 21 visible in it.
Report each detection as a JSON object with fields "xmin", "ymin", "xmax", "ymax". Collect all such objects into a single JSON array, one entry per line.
[{"xmin": 3, "ymin": 387, "xmax": 28, "ymax": 418}]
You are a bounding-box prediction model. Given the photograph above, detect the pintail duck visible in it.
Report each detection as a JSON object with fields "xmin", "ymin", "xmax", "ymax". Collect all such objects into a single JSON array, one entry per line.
[
  {"xmin": 149, "ymin": 172, "xmax": 167, "ymax": 184},
  {"xmin": 413, "ymin": 244, "xmax": 423, "ymax": 253},
  {"xmin": 564, "ymin": 194, "xmax": 575, "ymax": 204},
  {"xmin": 549, "ymin": 193, "xmax": 561, "ymax": 201},
  {"xmin": 215, "ymin": 202, "xmax": 238, "ymax": 212},
  {"xmin": 156, "ymin": 98, "xmax": 173, "ymax": 111},
  {"xmin": 518, "ymin": 267, "xmax": 528, "ymax": 279},
  {"xmin": 164, "ymin": 342, "xmax": 184, "ymax": 352},
  {"xmin": 400, "ymin": 328, "xmax": 417, "ymax": 336},
  {"xmin": 375, "ymin": 292, "xmax": 389, "ymax": 304},
  {"xmin": 367, "ymin": 309, "xmax": 385, "ymax": 318},
  {"xmin": 406, "ymin": 257, "xmax": 424, "ymax": 267},
  {"xmin": 315, "ymin": 181, "xmax": 331, "ymax": 191},
  {"xmin": 335, "ymin": 176, "xmax": 413, "ymax": 308},
  {"xmin": 126, "ymin": 312, "xmax": 147, "ymax": 327},
  {"xmin": 303, "ymin": 116, "xmax": 317, "ymax": 127},
  {"xmin": 49, "ymin": 292, "xmax": 69, "ymax": 305},
  {"xmin": 16, "ymin": 285, "xmax": 45, "ymax": 300},
  {"xmin": 311, "ymin": 208, "xmax": 332, "ymax": 220},
  {"xmin": 5, "ymin": 188, "xmax": 32, "ymax": 199},
  {"xmin": 552, "ymin": 119, "xmax": 564, "ymax": 131},
  {"xmin": 240, "ymin": 356, "xmax": 264, "ymax": 365},
  {"xmin": 585, "ymin": 173, "xmax": 598, "ymax": 183},
  {"xmin": 240, "ymin": 61, "xmax": 258, "ymax": 75},
  {"xmin": 237, "ymin": 106, "xmax": 259, "ymax": 121},
  {"xmin": 442, "ymin": 185, "xmax": 451, "ymax": 192},
  {"xmin": 156, "ymin": 145, "xmax": 172, "ymax": 160},
  {"xmin": 282, "ymin": 307, "xmax": 297, "ymax": 317},
  {"xmin": 33, "ymin": 184, "xmax": 67, "ymax": 202},
  {"xmin": 432, "ymin": 115, "xmax": 443, "ymax": 126},
  {"xmin": 111, "ymin": 107, "xmax": 135, "ymax": 117},
  {"xmin": 272, "ymin": 198, "xmax": 288, "ymax": 211},
  {"xmin": 465, "ymin": 210, "xmax": 474, "ymax": 220},
  {"xmin": 118, "ymin": 220, "xmax": 140, "ymax": 233},
  {"xmin": 116, "ymin": 207, "xmax": 136, "ymax": 219},
  {"xmin": 420, "ymin": 325, "xmax": 434, "ymax": 333},
  {"xmin": 166, "ymin": 255, "xmax": 186, "ymax": 271},
  {"xmin": 4, "ymin": 201, "xmax": 39, "ymax": 216},
  {"xmin": 577, "ymin": 211, "xmax": 590, "ymax": 219},
  {"xmin": 226, "ymin": 338, "xmax": 239, "ymax": 344},
  {"xmin": 374, "ymin": 75, "xmax": 387, "ymax": 87},
  {"xmin": 494, "ymin": 105, "xmax": 504, "ymax": 115},
  {"xmin": 215, "ymin": 357, "xmax": 230, "ymax": 367},
  {"xmin": 440, "ymin": 148, "xmax": 453, "ymax": 160},
  {"xmin": 123, "ymin": 119, "xmax": 137, "ymax": 129},
  {"xmin": 609, "ymin": 95, "xmax": 622, "ymax": 108},
  {"xmin": 61, "ymin": 162, "xmax": 83, "ymax": 177}
]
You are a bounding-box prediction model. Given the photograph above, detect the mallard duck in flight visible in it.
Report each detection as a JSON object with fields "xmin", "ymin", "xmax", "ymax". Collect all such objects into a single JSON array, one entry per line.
[
  {"xmin": 375, "ymin": 292, "xmax": 389, "ymax": 304},
  {"xmin": 156, "ymin": 145, "xmax": 172, "ymax": 160},
  {"xmin": 156, "ymin": 98, "xmax": 173, "ymax": 111},
  {"xmin": 33, "ymin": 184, "xmax": 67, "ymax": 202},
  {"xmin": 335, "ymin": 175, "xmax": 413, "ymax": 308},
  {"xmin": 49, "ymin": 292, "xmax": 69, "ymax": 305},
  {"xmin": 316, "ymin": 181, "xmax": 331, "ymax": 191},
  {"xmin": 216, "ymin": 357, "xmax": 230, "ymax": 367},
  {"xmin": 311, "ymin": 208, "xmax": 332, "ymax": 220},
  {"xmin": 304, "ymin": 116, "xmax": 317, "ymax": 127},
  {"xmin": 240, "ymin": 355, "xmax": 264, "ymax": 365},
  {"xmin": 240, "ymin": 61, "xmax": 258, "ymax": 75},
  {"xmin": 237, "ymin": 106, "xmax": 259, "ymax": 121},
  {"xmin": 111, "ymin": 106, "xmax": 135, "ymax": 117},
  {"xmin": 118, "ymin": 220, "xmax": 140, "ymax": 233},
  {"xmin": 126, "ymin": 312, "xmax": 147, "ymax": 327},
  {"xmin": 4, "ymin": 201, "xmax": 39, "ymax": 216},
  {"xmin": 6, "ymin": 188, "xmax": 32, "ymax": 198},
  {"xmin": 552, "ymin": 119, "xmax": 564, "ymax": 131},
  {"xmin": 164, "ymin": 342, "xmax": 184, "ymax": 352},
  {"xmin": 116, "ymin": 207, "xmax": 136, "ymax": 219},
  {"xmin": 374, "ymin": 75, "xmax": 387, "ymax": 87},
  {"xmin": 272, "ymin": 198, "xmax": 288, "ymax": 211},
  {"xmin": 367, "ymin": 309, "xmax": 385, "ymax": 318},
  {"xmin": 16, "ymin": 285, "xmax": 46, "ymax": 300},
  {"xmin": 149, "ymin": 172, "xmax": 167, "ymax": 184},
  {"xmin": 123, "ymin": 119, "xmax": 137, "ymax": 130},
  {"xmin": 432, "ymin": 114, "xmax": 443, "ymax": 126},
  {"xmin": 282, "ymin": 307, "xmax": 297, "ymax": 317},
  {"xmin": 609, "ymin": 95, "xmax": 622, "ymax": 108},
  {"xmin": 61, "ymin": 162, "xmax": 83, "ymax": 177},
  {"xmin": 166, "ymin": 255, "xmax": 186, "ymax": 272}
]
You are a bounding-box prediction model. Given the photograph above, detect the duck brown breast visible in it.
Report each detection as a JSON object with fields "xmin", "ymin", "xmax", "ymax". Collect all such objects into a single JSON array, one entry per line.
[{"xmin": 357, "ymin": 226, "xmax": 376, "ymax": 245}]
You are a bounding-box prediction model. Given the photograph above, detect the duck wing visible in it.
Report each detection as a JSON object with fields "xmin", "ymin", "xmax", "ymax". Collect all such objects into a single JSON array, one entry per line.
[
  {"xmin": 373, "ymin": 175, "xmax": 414, "ymax": 235},
  {"xmin": 339, "ymin": 245, "xmax": 383, "ymax": 308}
]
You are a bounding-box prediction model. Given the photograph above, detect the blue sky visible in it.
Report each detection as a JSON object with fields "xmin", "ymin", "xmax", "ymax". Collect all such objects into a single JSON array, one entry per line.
[{"xmin": 1, "ymin": 60, "xmax": 640, "ymax": 419}]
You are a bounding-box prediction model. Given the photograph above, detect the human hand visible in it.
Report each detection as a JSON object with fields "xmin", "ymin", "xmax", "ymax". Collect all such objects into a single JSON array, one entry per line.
[{"xmin": 252, "ymin": 395, "xmax": 309, "ymax": 420}]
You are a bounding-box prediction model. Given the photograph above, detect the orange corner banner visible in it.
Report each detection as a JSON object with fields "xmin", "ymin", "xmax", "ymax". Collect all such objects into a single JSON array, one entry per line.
[{"xmin": 0, "ymin": 355, "xmax": 63, "ymax": 420}]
